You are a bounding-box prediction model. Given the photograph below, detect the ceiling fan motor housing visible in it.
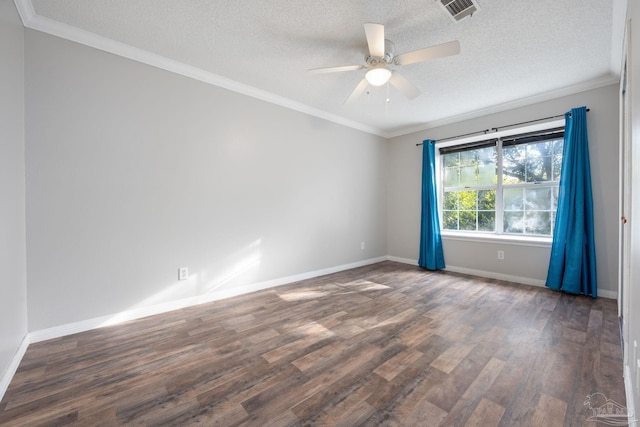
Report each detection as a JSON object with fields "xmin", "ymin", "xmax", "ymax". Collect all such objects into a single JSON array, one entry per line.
[
  {"xmin": 366, "ymin": 39, "xmax": 396, "ymax": 65},
  {"xmin": 308, "ymin": 22, "xmax": 460, "ymax": 103}
]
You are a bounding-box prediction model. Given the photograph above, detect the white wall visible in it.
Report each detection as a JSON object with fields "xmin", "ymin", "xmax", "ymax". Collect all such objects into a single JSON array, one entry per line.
[
  {"xmin": 0, "ymin": 0, "xmax": 28, "ymax": 394},
  {"xmin": 387, "ymin": 84, "xmax": 620, "ymax": 296},
  {"xmin": 624, "ymin": 0, "xmax": 640, "ymax": 416},
  {"xmin": 24, "ymin": 29, "xmax": 388, "ymax": 332}
]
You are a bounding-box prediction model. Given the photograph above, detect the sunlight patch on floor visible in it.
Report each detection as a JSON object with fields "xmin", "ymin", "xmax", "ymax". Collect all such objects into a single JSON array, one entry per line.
[
  {"xmin": 340, "ymin": 280, "xmax": 390, "ymax": 291},
  {"xmin": 277, "ymin": 289, "xmax": 329, "ymax": 302},
  {"xmin": 295, "ymin": 321, "xmax": 334, "ymax": 338}
]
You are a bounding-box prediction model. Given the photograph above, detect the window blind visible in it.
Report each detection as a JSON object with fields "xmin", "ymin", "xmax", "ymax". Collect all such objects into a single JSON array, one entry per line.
[
  {"xmin": 501, "ymin": 127, "xmax": 565, "ymax": 147},
  {"xmin": 438, "ymin": 138, "xmax": 498, "ymax": 155}
]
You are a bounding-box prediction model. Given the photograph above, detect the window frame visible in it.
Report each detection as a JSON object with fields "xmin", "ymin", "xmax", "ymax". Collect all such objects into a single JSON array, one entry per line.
[{"xmin": 435, "ymin": 119, "xmax": 565, "ymax": 244}]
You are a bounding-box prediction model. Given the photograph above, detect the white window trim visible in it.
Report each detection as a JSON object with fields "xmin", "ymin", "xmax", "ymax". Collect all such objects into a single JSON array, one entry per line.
[
  {"xmin": 435, "ymin": 118, "xmax": 565, "ymax": 243},
  {"xmin": 441, "ymin": 231, "xmax": 553, "ymax": 247}
]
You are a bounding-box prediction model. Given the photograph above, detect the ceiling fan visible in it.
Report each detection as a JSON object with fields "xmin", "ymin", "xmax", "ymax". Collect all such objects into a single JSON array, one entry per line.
[{"xmin": 308, "ymin": 23, "xmax": 460, "ymax": 104}]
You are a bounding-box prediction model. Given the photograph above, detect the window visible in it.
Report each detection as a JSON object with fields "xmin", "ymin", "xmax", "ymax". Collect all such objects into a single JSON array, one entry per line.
[{"xmin": 439, "ymin": 127, "xmax": 564, "ymax": 237}]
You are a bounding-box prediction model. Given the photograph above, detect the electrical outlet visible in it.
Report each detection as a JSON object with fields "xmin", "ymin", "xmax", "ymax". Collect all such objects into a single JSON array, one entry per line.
[
  {"xmin": 497, "ymin": 250, "xmax": 505, "ymax": 260},
  {"xmin": 178, "ymin": 267, "xmax": 188, "ymax": 281},
  {"xmin": 361, "ymin": 242, "xmax": 365, "ymax": 250}
]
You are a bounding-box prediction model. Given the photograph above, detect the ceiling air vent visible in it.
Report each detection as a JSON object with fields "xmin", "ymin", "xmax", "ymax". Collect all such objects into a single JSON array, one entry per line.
[{"xmin": 440, "ymin": 0, "xmax": 479, "ymax": 22}]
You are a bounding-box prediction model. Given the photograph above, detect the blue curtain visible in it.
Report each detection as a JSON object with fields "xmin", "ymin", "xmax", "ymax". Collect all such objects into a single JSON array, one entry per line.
[
  {"xmin": 419, "ymin": 139, "xmax": 446, "ymax": 270},
  {"xmin": 546, "ymin": 107, "xmax": 597, "ymax": 297}
]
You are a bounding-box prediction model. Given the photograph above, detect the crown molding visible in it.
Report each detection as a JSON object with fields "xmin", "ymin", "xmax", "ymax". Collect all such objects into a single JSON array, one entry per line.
[
  {"xmin": 387, "ymin": 74, "xmax": 620, "ymax": 138},
  {"xmin": 610, "ymin": 0, "xmax": 628, "ymax": 77},
  {"xmin": 13, "ymin": 0, "xmax": 34, "ymax": 24},
  {"xmin": 14, "ymin": 0, "xmax": 387, "ymax": 138},
  {"xmin": 12, "ymin": 0, "xmax": 622, "ymax": 141}
]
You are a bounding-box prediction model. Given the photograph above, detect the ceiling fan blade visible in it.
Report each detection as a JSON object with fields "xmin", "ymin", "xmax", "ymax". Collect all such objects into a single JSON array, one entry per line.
[
  {"xmin": 307, "ymin": 65, "xmax": 364, "ymax": 74},
  {"xmin": 389, "ymin": 71, "xmax": 421, "ymax": 100},
  {"xmin": 395, "ymin": 40, "xmax": 461, "ymax": 66},
  {"xmin": 364, "ymin": 23, "xmax": 385, "ymax": 58},
  {"xmin": 345, "ymin": 78, "xmax": 369, "ymax": 104}
]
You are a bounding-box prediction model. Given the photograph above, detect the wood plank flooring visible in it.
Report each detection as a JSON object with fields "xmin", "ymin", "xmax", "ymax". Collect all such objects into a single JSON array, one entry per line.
[{"xmin": 0, "ymin": 261, "xmax": 626, "ymax": 426}]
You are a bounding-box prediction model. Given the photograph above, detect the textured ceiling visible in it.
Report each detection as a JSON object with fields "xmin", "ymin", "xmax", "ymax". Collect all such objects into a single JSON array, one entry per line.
[{"xmin": 18, "ymin": 0, "xmax": 623, "ymax": 137}]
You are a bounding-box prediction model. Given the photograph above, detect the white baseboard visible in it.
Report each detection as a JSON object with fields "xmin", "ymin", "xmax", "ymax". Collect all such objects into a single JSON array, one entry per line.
[
  {"xmin": 386, "ymin": 257, "xmax": 547, "ymax": 287},
  {"xmin": 385, "ymin": 257, "xmax": 617, "ymax": 299},
  {"xmin": 443, "ymin": 265, "xmax": 617, "ymax": 299},
  {"xmin": 597, "ymin": 289, "xmax": 618, "ymax": 299},
  {"xmin": 25, "ymin": 254, "xmax": 619, "ymax": 343},
  {"xmin": 0, "ymin": 334, "xmax": 30, "ymax": 403},
  {"xmin": 29, "ymin": 256, "xmax": 388, "ymax": 343},
  {"xmin": 10, "ymin": 254, "xmax": 618, "ymax": 402},
  {"xmin": 443, "ymin": 265, "xmax": 547, "ymax": 287},
  {"xmin": 386, "ymin": 256, "xmax": 418, "ymax": 266},
  {"xmin": 625, "ymin": 363, "xmax": 638, "ymax": 426}
]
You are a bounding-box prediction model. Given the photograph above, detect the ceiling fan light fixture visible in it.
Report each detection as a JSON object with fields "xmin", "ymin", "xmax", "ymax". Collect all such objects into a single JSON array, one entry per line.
[{"xmin": 365, "ymin": 67, "xmax": 392, "ymax": 86}]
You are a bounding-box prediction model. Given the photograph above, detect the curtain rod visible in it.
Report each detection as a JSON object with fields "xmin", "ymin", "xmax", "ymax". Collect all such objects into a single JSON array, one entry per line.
[{"xmin": 415, "ymin": 108, "xmax": 589, "ymax": 146}]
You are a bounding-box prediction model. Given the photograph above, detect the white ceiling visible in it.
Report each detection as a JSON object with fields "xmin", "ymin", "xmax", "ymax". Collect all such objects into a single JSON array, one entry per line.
[{"xmin": 16, "ymin": 0, "xmax": 624, "ymax": 137}]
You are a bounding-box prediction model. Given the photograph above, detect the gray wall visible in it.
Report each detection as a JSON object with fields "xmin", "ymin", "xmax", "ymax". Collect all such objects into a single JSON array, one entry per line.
[
  {"xmin": 0, "ymin": 0, "xmax": 28, "ymax": 388},
  {"xmin": 387, "ymin": 84, "xmax": 620, "ymax": 296},
  {"xmin": 10, "ymin": 9, "xmax": 623, "ymax": 338},
  {"xmin": 24, "ymin": 30, "xmax": 388, "ymax": 331}
]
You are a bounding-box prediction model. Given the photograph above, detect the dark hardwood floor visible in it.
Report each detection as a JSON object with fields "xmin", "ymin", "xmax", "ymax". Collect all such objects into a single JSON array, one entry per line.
[{"xmin": 0, "ymin": 261, "xmax": 626, "ymax": 426}]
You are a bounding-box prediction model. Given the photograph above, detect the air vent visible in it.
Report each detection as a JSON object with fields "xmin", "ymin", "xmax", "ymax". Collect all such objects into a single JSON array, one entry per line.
[{"xmin": 440, "ymin": 0, "xmax": 479, "ymax": 22}]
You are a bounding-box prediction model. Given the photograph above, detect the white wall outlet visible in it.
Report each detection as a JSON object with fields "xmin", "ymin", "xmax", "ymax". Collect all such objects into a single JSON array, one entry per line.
[
  {"xmin": 497, "ymin": 250, "xmax": 505, "ymax": 260},
  {"xmin": 178, "ymin": 267, "xmax": 188, "ymax": 281},
  {"xmin": 361, "ymin": 242, "xmax": 365, "ymax": 250}
]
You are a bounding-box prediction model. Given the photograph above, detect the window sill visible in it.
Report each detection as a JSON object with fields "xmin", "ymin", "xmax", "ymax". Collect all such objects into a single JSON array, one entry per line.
[{"xmin": 441, "ymin": 231, "xmax": 552, "ymax": 248}]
